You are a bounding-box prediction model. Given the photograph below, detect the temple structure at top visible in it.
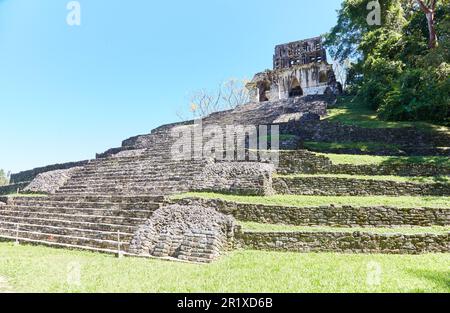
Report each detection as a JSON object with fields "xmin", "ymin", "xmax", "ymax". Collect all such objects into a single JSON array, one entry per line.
[{"xmin": 246, "ymin": 37, "xmax": 342, "ymax": 102}]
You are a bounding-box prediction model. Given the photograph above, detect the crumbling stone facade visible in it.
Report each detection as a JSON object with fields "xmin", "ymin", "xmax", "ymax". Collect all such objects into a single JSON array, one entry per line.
[
  {"xmin": 10, "ymin": 160, "xmax": 89, "ymax": 184},
  {"xmin": 23, "ymin": 167, "xmax": 83, "ymax": 194},
  {"xmin": 129, "ymin": 204, "xmax": 237, "ymax": 263},
  {"xmin": 246, "ymin": 37, "xmax": 342, "ymax": 102}
]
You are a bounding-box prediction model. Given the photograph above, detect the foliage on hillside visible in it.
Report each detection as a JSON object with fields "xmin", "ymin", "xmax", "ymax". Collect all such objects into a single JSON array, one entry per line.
[
  {"xmin": 0, "ymin": 169, "xmax": 9, "ymax": 186},
  {"xmin": 325, "ymin": 0, "xmax": 450, "ymax": 124}
]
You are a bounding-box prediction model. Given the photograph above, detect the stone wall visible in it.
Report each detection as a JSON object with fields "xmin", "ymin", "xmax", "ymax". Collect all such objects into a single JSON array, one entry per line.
[
  {"xmin": 277, "ymin": 150, "xmax": 331, "ymax": 174},
  {"xmin": 276, "ymin": 150, "xmax": 450, "ymax": 176},
  {"xmin": 23, "ymin": 167, "xmax": 83, "ymax": 194},
  {"xmin": 274, "ymin": 176, "xmax": 450, "ymax": 196},
  {"xmin": 237, "ymin": 231, "xmax": 450, "ymax": 254},
  {"xmin": 330, "ymin": 163, "xmax": 450, "ymax": 176},
  {"xmin": 129, "ymin": 204, "xmax": 237, "ymax": 263},
  {"xmin": 95, "ymin": 146, "xmax": 137, "ymax": 159},
  {"xmin": 0, "ymin": 182, "xmax": 30, "ymax": 195},
  {"xmin": 10, "ymin": 160, "xmax": 90, "ymax": 184},
  {"xmin": 191, "ymin": 162, "xmax": 276, "ymax": 196},
  {"xmin": 280, "ymin": 120, "xmax": 450, "ymax": 153},
  {"xmin": 175, "ymin": 198, "xmax": 450, "ymax": 227}
]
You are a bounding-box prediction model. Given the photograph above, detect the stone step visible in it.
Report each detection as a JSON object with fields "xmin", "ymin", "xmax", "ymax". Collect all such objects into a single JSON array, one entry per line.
[
  {"xmin": 57, "ymin": 184, "xmax": 188, "ymax": 192},
  {"xmin": 65, "ymin": 175, "xmax": 197, "ymax": 185},
  {"xmin": 71, "ymin": 168, "xmax": 200, "ymax": 176},
  {"xmin": 0, "ymin": 210, "xmax": 146, "ymax": 226},
  {"xmin": 77, "ymin": 162, "xmax": 204, "ymax": 171},
  {"xmin": 8, "ymin": 200, "xmax": 160, "ymax": 210},
  {"xmin": 1, "ymin": 205, "xmax": 156, "ymax": 219},
  {"xmin": 56, "ymin": 186, "xmax": 186, "ymax": 194},
  {"xmin": 55, "ymin": 190, "xmax": 182, "ymax": 197},
  {"xmin": 30, "ymin": 194, "xmax": 167, "ymax": 202},
  {"xmin": 8, "ymin": 194, "xmax": 166, "ymax": 203},
  {"xmin": 61, "ymin": 180, "xmax": 191, "ymax": 189},
  {"xmin": 66, "ymin": 170, "xmax": 200, "ymax": 180},
  {"xmin": 0, "ymin": 215, "xmax": 136, "ymax": 233},
  {"xmin": 87, "ymin": 155, "xmax": 161, "ymax": 164},
  {"xmin": 74, "ymin": 165, "xmax": 201, "ymax": 173},
  {"xmin": 0, "ymin": 221, "xmax": 133, "ymax": 242},
  {"xmin": 0, "ymin": 234, "xmax": 127, "ymax": 255},
  {"xmin": 0, "ymin": 228, "xmax": 129, "ymax": 251},
  {"xmin": 56, "ymin": 188, "xmax": 186, "ymax": 195},
  {"xmin": 69, "ymin": 170, "xmax": 202, "ymax": 180},
  {"xmin": 84, "ymin": 158, "xmax": 206, "ymax": 168}
]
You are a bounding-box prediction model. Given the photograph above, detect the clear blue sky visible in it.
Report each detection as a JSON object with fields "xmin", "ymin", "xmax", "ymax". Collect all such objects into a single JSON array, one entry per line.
[{"xmin": 0, "ymin": 0, "xmax": 342, "ymax": 173}]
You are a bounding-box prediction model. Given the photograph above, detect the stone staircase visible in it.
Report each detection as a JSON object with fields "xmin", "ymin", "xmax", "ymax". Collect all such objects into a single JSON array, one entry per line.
[
  {"xmin": 0, "ymin": 195, "xmax": 164, "ymax": 254},
  {"xmin": 1, "ymin": 96, "xmax": 448, "ymax": 259},
  {"xmin": 0, "ymin": 123, "xmax": 218, "ymax": 255},
  {"xmin": 57, "ymin": 154, "xmax": 208, "ymax": 195}
]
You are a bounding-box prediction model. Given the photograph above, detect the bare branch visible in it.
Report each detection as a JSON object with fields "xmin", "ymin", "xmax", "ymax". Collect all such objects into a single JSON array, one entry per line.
[
  {"xmin": 430, "ymin": 0, "xmax": 437, "ymax": 10},
  {"xmin": 183, "ymin": 79, "xmax": 249, "ymax": 119},
  {"xmin": 416, "ymin": 0, "xmax": 430, "ymax": 13}
]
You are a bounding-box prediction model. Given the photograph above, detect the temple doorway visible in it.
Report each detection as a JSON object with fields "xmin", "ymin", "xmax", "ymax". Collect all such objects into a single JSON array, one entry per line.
[{"xmin": 289, "ymin": 77, "xmax": 303, "ymax": 97}]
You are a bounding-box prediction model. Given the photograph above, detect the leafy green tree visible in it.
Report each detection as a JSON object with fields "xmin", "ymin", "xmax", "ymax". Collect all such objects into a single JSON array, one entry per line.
[
  {"xmin": 325, "ymin": 0, "xmax": 449, "ymax": 123},
  {"xmin": 0, "ymin": 169, "xmax": 9, "ymax": 186}
]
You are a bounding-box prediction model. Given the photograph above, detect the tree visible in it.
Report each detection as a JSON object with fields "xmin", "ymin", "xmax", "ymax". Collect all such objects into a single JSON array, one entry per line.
[
  {"xmin": 0, "ymin": 169, "xmax": 9, "ymax": 186},
  {"xmin": 177, "ymin": 79, "xmax": 250, "ymax": 120},
  {"xmin": 325, "ymin": 0, "xmax": 449, "ymax": 123},
  {"xmin": 415, "ymin": 0, "xmax": 438, "ymax": 48}
]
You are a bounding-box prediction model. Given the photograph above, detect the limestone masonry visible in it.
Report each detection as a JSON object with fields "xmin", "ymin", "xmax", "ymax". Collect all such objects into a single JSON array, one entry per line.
[
  {"xmin": 246, "ymin": 37, "xmax": 342, "ymax": 102},
  {"xmin": 0, "ymin": 37, "xmax": 448, "ymax": 262},
  {"xmin": 129, "ymin": 204, "xmax": 237, "ymax": 263}
]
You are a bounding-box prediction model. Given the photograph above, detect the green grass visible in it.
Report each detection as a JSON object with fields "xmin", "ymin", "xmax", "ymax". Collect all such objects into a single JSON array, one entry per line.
[
  {"xmin": 239, "ymin": 222, "xmax": 450, "ymax": 235},
  {"xmin": 174, "ymin": 192, "xmax": 450, "ymax": 209},
  {"xmin": 0, "ymin": 243, "xmax": 448, "ymax": 292},
  {"xmin": 314, "ymin": 152, "xmax": 450, "ymax": 167},
  {"xmin": 304, "ymin": 141, "xmax": 401, "ymax": 153},
  {"xmin": 325, "ymin": 97, "xmax": 450, "ymax": 135},
  {"xmin": 275, "ymin": 174, "xmax": 450, "ymax": 184}
]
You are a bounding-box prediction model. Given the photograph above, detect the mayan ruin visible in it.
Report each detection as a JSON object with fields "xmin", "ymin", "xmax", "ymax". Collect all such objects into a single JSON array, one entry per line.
[
  {"xmin": 246, "ymin": 37, "xmax": 342, "ymax": 102},
  {"xmin": 1, "ymin": 0, "xmax": 449, "ymax": 295},
  {"xmin": 1, "ymin": 36, "xmax": 448, "ymax": 264}
]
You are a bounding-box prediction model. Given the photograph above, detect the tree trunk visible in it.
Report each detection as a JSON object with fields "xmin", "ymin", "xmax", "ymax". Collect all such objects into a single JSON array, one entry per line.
[
  {"xmin": 416, "ymin": 0, "xmax": 438, "ymax": 49},
  {"xmin": 425, "ymin": 11, "xmax": 437, "ymax": 49}
]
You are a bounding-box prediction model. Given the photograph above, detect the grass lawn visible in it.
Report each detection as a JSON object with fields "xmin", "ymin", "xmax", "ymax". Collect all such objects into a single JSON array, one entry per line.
[
  {"xmin": 325, "ymin": 97, "xmax": 450, "ymax": 135},
  {"xmin": 239, "ymin": 222, "xmax": 450, "ymax": 235},
  {"xmin": 0, "ymin": 243, "xmax": 448, "ymax": 293},
  {"xmin": 304, "ymin": 141, "xmax": 401, "ymax": 153},
  {"xmin": 312, "ymin": 152, "xmax": 450, "ymax": 167},
  {"xmin": 275, "ymin": 174, "xmax": 450, "ymax": 184},
  {"xmin": 176, "ymin": 193, "xmax": 450, "ymax": 209}
]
